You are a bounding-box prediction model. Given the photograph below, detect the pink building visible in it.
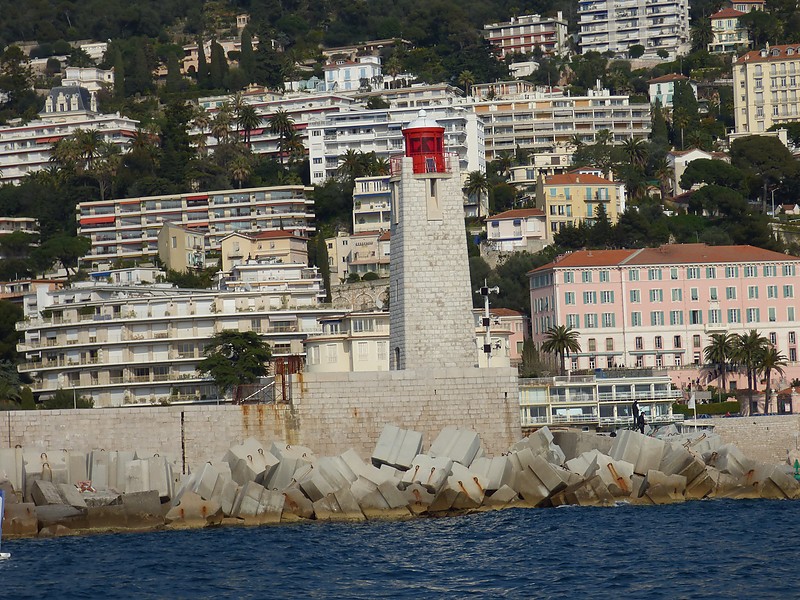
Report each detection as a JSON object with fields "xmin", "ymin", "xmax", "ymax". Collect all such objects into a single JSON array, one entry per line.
[
  {"xmin": 490, "ymin": 308, "xmax": 530, "ymax": 365},
  {"xmin": 529, "ymin": 244, "xmax": 800, "ymax": 391}
]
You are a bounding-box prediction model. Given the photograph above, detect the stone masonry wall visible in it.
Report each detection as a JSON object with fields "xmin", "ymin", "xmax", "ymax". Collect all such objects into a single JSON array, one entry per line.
[
  {"xmin": 0, "ymin": 367, "xmax": 522, "ymax": 471},
  {"xmin": 707, "ymin": 415, "xmax": 800, "ymax": 464}
]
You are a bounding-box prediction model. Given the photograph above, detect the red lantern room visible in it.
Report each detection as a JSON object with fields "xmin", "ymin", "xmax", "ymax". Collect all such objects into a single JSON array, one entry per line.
[{"xmin": 402, "ymin": 109, "xmax": 446, "ymax": 174}]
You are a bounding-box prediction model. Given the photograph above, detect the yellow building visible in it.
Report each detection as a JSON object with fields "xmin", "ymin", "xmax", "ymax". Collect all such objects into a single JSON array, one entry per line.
[
  {"xmin": 536, "ymin": 172, "xmax": 626, "ymax": 237},
  {"xmin": 157, "ymin": 222, "xmax": 207, "ymax": 273},
  {"xmin": 219, "ymin": 230, "xmax": 308, "ymax": 273}
]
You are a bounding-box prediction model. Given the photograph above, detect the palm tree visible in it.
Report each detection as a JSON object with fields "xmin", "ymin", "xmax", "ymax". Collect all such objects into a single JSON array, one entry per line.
[
  {"xmin": 622, "ymin": 137, "xmax": 648, "ymax": 169},
  {"xmin": 337, "ymin": 149, "xmax": 368, "ymax": 183},
  {"xmin": 541, "ymin": 325, "xmax": 582, "ymax": 376},
  {"xmin": 371, "ymin": 157, "xmax": 391, "ymax": 176},
  {"xmin": 463, "ymin": 171, "xmax": 490, "ymax": 217},
  {"xmin": 458, "ymin": 70, "xmax": 475, "ymax": 96},
  {"xmin": 93, "ymin": 141, "xmax": 122, "ymax": 200},
  {"xmin": 281, "ymin": 128, "xmax": 306, "ymax": 166},
  {"xmin": 229, "ymin": 156, "xmax": 252, "ymax": 188},
  {"xmin": 757, "ymin": 346, "xmax": 787, "ymax": 414},
  {"xmin": 653, "ymin": 156, "xmax": 673, "ymax": 200},
  {"xmin": 237, "ymin": 105, "xmax": 261, "ymax": 148},
  {"xmin": 703, "ymin": 333, "xmax": 737, "ymax": 397},
  {"xmin": 690, "ymin": 18, "xmax": 714, "ymax": 52},
  {"xmin": 594, "ymin": 129, "xmax": 613, "ymax": 146},
  {"xmin": 495, "ymin": 150, "xmax": 515, "ymax": 179},
  {"xmin": 268, "ymin": 109, "xmax": 296, "ymax": 165},
  {"xmin": 733, "ymin": 330, "xmax": 769, "ymax": 415},
  {"xmin": 211, "ymin": 107, "xmax": 232, "ymax": 145}
]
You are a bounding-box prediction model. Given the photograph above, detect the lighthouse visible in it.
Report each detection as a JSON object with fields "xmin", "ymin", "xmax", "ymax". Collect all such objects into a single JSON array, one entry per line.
[{"xmin": 388, "ymin": 110, "xmax": 477, "ymax": 370}]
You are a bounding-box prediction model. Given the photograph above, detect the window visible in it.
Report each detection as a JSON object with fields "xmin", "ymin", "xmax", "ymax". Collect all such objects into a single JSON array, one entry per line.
[
  {"xmin": 602, "ymin": 313, "xmax": 615, "ymax": 327},
  {"xmin": 784, "ymin": 285, "xmax": 794, "ymax": 298},
  {"xmin": 689, "ymin": 310, "xmax": 702, "ymax": 325},
  {"xmin": 566, "ymin": 314, "xmax": 580, "ymax": 328},
  {"xmin": 675, "ymin": 354, "xmax": 682, "ymax": 366},
  {"xmin": 674, "ymin": 335, "xmax": 682, "ymax": 348},
  {"xmin": 588, "ymin": 338, "xmax": 597, "ymax": 351},
  {"xmin": 770, "ymin": 332, "xmax": 777, "ymax": 345},
  {"xmin": 571, "ymin": 357, "xmax": 578, "ymax": 371},
  {"xmin": 791, "ymin": 348, "xmax": 798, "ymax": 362},
  {"xmin": 655, "ymin": 336, "xmax": 663, "ymax": 349},
  {"xmin": 744, "ymin": 265, "xmax": 757, "ymax": 277},
  {"xmin": 748, "ymin": 285, "xmax": 759, "ymax": 299},
  {"xmin": 599, "ymin": 270, "xmax": 610, "ymax": 282},
  {"xmin": 563, "ymin": 271, "xmax": 574, "ymax": 283},
  {"xmin": 325, "ymin": 344, "xmax": 338, "ymax": 363},
  {"xmin": 635, "ymin": 336, "xmax": 644, "ymax": 350},
  {"xmin": 631, "ymin": 312, "xmax": 642, "ymax": 326},
  {"xmin": 728, "ymin": 308, "xmax": 741, "ymax": 323},
  {"xmin": 357, "ymin": 341, "xmax": 369, "ymax": 361},
  {"xmin": 649, "ymin": 289, "xmax": 663, "ymax": 302},
  {"xmin": 693, "ymin": 335, "xmax": 701, "ymax": 348},
  {"xmin": 746, "ymin": 308, "xmax": 760, "ymax": 323},
  {"xmin": 725, "ymin": 266, "xmax": 738, "ymax": 278},
  {"xmin": 655, "ymin": 355, "xmax": 663, "ymax": 368},
  {"xmin": 769, "ymin": 307, "xmax": 777, "ymax": 322},
  {"xmin": 565, "ymin": 292, "xmax": 575, "ymax": 305},
  {"xmin": 783, "ymin": 264, "xmax": 796, "ymax": 277},
  {"xmin": 768, "ymin": 285, "xmax": 778, "ymax": 298},
  {"xmin": 790, "ymin": 307, "xmax": 796, "ymax": 321},
  {"xmin": 706, "ymin": 267, "xmax": 716, "ymax": 279},
  {"xmin": 690, "ymin": 288, "xmax": 699, "ymax": 301},
  {"xmin": 687, "ymin": 267, "xmax": 700, "ymax": 279},
  {"xmin": 630, "ymin": 289, "xmax": 641, "ymax": 303},
  {"xmin": 636, "ymin": 356, "xmax": 644, "ymax": 368},
  {"xmin": 629, "ymin": 269, "xmax": 640, "ymax": 281},
  {"xmin": 585, "ymin": 314, "xmax": 598, "ymax": 328},
  {"xmin": 588, "ymin": 357, "xmax": 596, "ymax": 369},
  {"xmin": 670, "ymin": 310, "xmax": 683, "ymax": 326},
  {"xmin": 709, "ymin": 287, "xmax": 718, "ymax": 301},
  {"xmin": 601, "ymin": 290, "xmax": 614, "ymax": 303},
  {"xmin": 709, "ymin": 309, "xmax": 722, "ymax": 324},
  {"xmin": 648, "ymin": 268, "xmax": 662, "ymax": 281},
  {"xmin": 582, "ymin": 271, "xmax": 592, "ymax": 283},
  {"xmin": 693, "ymin": 353, "xmax": 701, "ymax": 365},
  {"xmin": 790, "ymin": 331, "xmax": 796, "ymax": 345},
  {"xmin": 583, "ymin": 291, "xmax": 597, "ymax": 304},
  {"xmin": 670, "ymin": 268, "xmax": 679, "ymax": 280},
  {"xmin": 726, "ymin": 287, "xmax": 737, "ymax": 300},
  {"xmin": 672, "ymin": 288, "xmax": 682, "ymax": 302},
  {"xmin": 606, "ymin": 338, "xmax": 614, "ymax": 351},
  {"xmin": 651, "ymin": 311, "xmax": 665, "ymax": 326},
  {"xmin": 764, "ymin": 265, "xmax": 777, "ymax": 277}
]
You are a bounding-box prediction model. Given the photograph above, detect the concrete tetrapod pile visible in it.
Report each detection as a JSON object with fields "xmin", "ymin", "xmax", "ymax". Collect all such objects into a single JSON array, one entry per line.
[{"xmin": 2, "ymin": 424, "xmax": 800, "ymax": 538}]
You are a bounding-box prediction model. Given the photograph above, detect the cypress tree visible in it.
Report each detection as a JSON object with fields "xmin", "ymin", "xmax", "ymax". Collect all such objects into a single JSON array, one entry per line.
[
  {"xmin": 315, "ymin": 233, "xmax": 332, "ymax": 303},
  {"xmin": 650, "ymin": 99, "xmax": 669, "ymax": 146},
  {"xmin": 240, "ymin": 29, "xmax": 255, "ymax": 83},
  {"xmin": 209, "ymin": 40, "xmax": 228, "ymax": 90},
  {"xmin": 113, "ymin": 47, "xmax": 125, "ymax": 99},
  {"xmin": 196, "ymin": 39, "xmax": 209, "ymax": 88},
  {"xmin": 165, "ymin": 52, "xmax": 183, "ymax": 93}
]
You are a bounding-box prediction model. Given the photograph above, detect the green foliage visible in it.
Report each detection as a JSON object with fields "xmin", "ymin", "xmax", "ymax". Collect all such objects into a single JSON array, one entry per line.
[
  {"xmin": 197, "ymin": 330, "xmax": 272, "ymax": 396},
  {"xmin": 40, "ymin": 389, "xmax": 94, "ymax": 409},
  {"xmin": 165, "ymin": 267, "xmax": 218, "ymax": 289},
  {"xmin": 0, "ymin": 301, "xmax": 22, "ymax": 363}
]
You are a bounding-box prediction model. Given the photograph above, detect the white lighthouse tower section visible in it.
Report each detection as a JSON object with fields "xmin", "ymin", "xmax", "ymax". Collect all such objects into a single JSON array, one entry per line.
[{"xmin": 389, "ymin": 111, "xmax": 477, "ymax": 370}]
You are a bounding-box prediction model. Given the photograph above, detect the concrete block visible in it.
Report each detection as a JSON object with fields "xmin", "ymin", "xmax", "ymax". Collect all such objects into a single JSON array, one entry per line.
[
  {"xmin": 483, "ymin": 485, "xmax": 519, "ymax": 508},
  {"xmin": 399, "ymin": 455, "xmax": 453, "ymax": 494},
  {"xmin": 527, "ymin": 455, "xmax": 568, "ymax": 495},
  {"xmin": 262, "ymin": 457, "xmax": 301, "ymax": 491},
  {"xmin": 565, "ymin": 453, "xmax": 599, "ymax": 478},
  {"xmin": 469, "ymin": 457, "xmax": 513, "ymax": 492},
  {"xmin": 372, "ymin": 424, "xmax": 424, "ymax": 470},
  {"xmin": 217, "ymin": 480, "xmax": 240, "ymax": 517},
  {"xmin": 86, "ymin": 505, "xmax": 128, "ymax": 530},
  {"xmin": 429, "ymin": 426, "xmax": 482, "ymax": 466},
  {"xmin": 232, "ymin": 481, "xmax": 265, "ymax": 521},
  {"xmin": 0, "ymin": 447, "xmax": 24, "ymax": 493},
  {"xmin": 225, "ymin": 438, "xmax": 280, "ymax": 486},
  {"xmin": 610, "ymin": 430, "xmax": 666, "ymax": 476},
  {"xmin": 281, "ymin": 488, "xmax": 314, "ymax": 520},
  {"xmin": 269, "ymin": 441, "xmax": 315, "ymax": 463},
  {"xmin": 122, "ymin": 491, "xmax": 162, "ymax": 517},
  {"xmin": 192, "ymin": 463, "xmax": 223, "ymax": 500},
  {"xmin": 165, "ymin": 491, "xmax": 223, "ymax": 528},
  {"xmin": 31, "ymin": 480, "xmax": 64, "ymax": 506},
  {"xmin": 110, "ymin": 451, "xmax": 137, "ymax": 492},
  {"xmin": 585, "ymin": 451, "xmax": 634, "ymax": 497},
  {"xmin": 340, "ymin": 449, "xmax": 389, "ymax": 486},
  {"xmin": 511, "ymin": 469, "xmax": 550, "ymax": 506},
  {"xmin": 429, "ymin": 486, "xmax": 459, "ymax": 512},
  {"xmin": 66, "ymin": 452, "xmax": 88, "ymax": 484},
  {"xmin": 81, "ymin": 490, "xmax": 122, "ymax": 508},
  {"xmin": 703, "ymin": 444, "xmax": 752, "ymax": 478},
  {"xmin": 0, "ymin": 480, "xmax": 18, "ymax": 503},
  {"xmin": 313, "ymin": 488, "xmax": 365, "ymax": 522},
  {"xmin": 2, "ymin": 502, "xmax": 38, "ymax": 536},
  {"xmin": 57, "ymin": 484, "xmax": 87, "ymax": 509},
  {"xmin": 38, "ymin": 524, "xmax": 75, "ymax": 538},
  {"xmin": 644, "ymin": 470, "xmax": 686, "ymax": 504},
  {"xmin": 88, "ymin": 450, "xmax": 110, "ymax": 490},
  {"xmin": 685, "ymin": 471, "xmax": 714, "ymax": 500},
  {"xmin": 35, "ymin": 504, "xmax": 86, "ymax": 529},
  {"xmin": 447, "ymin": 463, "xmax": 486, "ymax": 509},
  {"xmin": 404, "ymin": 483, "xmax": 435, "ymax": 514}
]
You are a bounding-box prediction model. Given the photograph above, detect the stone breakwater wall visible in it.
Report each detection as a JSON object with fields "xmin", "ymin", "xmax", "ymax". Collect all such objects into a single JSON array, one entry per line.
[
  {"xmin": 0, "ymin": 368, "xmax": 521, "ymax": 466},
  {"xmin": 706, "ymin": 416, "xmax": 800, "ymax": 465}
]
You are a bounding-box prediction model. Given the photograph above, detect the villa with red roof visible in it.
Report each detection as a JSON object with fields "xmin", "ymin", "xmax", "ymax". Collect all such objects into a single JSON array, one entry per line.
[
  {"xmin": 528, "ymin": 244, "xmax": 800, "ymax": 399},
  {"xmin": 486, "ymin": 208, "xmax": 547, "ymax": 251},
  {"xmin": 709, "ymin": 8, "xmax": 750, "ymax": 54},
  {"xmin": 536, "ymin": 172, "xmax": 626, "ymax": 235}
]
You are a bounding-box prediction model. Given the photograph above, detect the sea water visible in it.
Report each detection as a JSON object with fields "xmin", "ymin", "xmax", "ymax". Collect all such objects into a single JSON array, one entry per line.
[{"xmin": 1, "ymin": 499, "xmax": 797, "ymax": 599}]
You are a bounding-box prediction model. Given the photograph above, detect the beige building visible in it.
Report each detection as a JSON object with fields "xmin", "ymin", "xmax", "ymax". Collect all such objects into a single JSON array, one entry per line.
[
  {"xmin": 326, "ymin": 230, "xmax": 390, "ymax": 281},
  {"xmin": 708, "ymin": 8, "xmax": 750, "ymax": 54},
  {"xmin": 483, "ymin": 12, "xmax": 569, "ymax": 58},
  {"xmin": 733, "ymin": 44, "xmax": 800, "ymax": 134},
  {"xmin": 536, "ymin": 172, "xmax": 626, "ymax": 235},
  {"xmin": 157, "ymin": 223, "xmax": 206, "ymax": 273},
  {"xmin": 219, "ymin": 230, "xmax": 308, "ymax": 273}
]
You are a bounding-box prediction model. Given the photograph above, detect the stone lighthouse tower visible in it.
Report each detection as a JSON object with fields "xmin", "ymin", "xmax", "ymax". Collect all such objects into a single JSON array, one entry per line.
[{"xmin": 388, "ymin": 110, "xmax": 477, "ymax": 370}]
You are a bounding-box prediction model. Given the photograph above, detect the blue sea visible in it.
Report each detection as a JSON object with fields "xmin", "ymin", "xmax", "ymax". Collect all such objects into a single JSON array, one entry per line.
[{"xmin": 2, "ymin": 500, "xmax": 797, "ymax": 599}]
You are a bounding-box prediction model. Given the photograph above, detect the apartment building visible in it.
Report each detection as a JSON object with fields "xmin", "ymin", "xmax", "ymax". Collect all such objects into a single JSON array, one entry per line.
[
  {"xmin": 708, "ymin": 8, "xmax": 750, "ymax": 54},
  {"xmin": 528, "ymin": 244, "xmax": 800, "ymax": 386},
  {"xmin": 326, "ymin": 230, "xmax": 390, "ymax": 281},
  {"xmin": 733, "ymin": 44, "xmax": 800, "ymax": 134},
  {"xmin": 472, "ymin": 85, "xmax": 650, "ymax": 163},
  {"xmin": 0, "ymin": 86, "xmax": 138, "ymax": 185},
  {"xmin": 0, "ymin": 217, "xmax": 38, "ymax": 236},
  {"xmin": 16, "ymin": 279, "xmax": 338, "ymax": 407},
  {"xmin": 357, "ymin": 83, "xmax": 464, "ymax": 109},
  {"xmin": 307, "ymin": 105, "xmax": 484, "ymax": 184},
  {"xmin": 353, "ymin": 176, "xmax": 391, "ymax": 233},
  {"xmin": 78, "ymin": 186, "xmax": 314, "ymax": 267},
  {"xmin": 61, "ymin": 66, "xmax": 114, "ymax": 92},
  {"xmin": 537, "ymin": 172, "xmax": 626, "ymax": 234},
  {"xmin": 578, "ymin": 0, "xmax": 690, "ymax": 59},
  {"xmin": 324, "ymin": 56, "xmax": 382, "ymax": 92},
  {"xmin": 486, "ymin": 208, "xmax": 548, "ymax": 251},
  {"xmin": 304, "ymin": 309, "xmax": 512, "ymax": 373},
  {"xmin": 482, "ymin": 13, "xmax": 569, "ymax": 58},
  {"xmin": 157, "ymin": 222, "xmax": 207, "ymax": 273},
  {"xmin": 218, "ymin": 230, "xmax": 308, "ymax": 272}
]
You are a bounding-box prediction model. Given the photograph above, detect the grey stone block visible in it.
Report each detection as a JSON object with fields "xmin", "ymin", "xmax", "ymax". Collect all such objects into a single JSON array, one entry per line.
[
  {"xmin": 371, "ymin": 424, "xmax": 423, "ymax": 470},
  {"xmin": 610, "ymin": 430, "xmax": 666, "ymax": 476},
  {"xmin": 399, "ymin": 454, "xmax": 453, "ymax": 494},
  {"xmin": 122, "ymin": 490, "xmax": 161, "ymax": 516},
  {"xmin": 429, "ymin": 426, "xmax": 482, "ymax": 466},
  {"xmin": 31, "ymin": 480, "xmax": 64, "ymax": 506},
  {"xmin": 56, "ymin": 484, "xmax": 87, "ymax": 509}
]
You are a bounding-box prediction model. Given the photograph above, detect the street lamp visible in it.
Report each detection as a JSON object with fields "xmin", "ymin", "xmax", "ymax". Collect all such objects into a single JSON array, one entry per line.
[{"xmin": 475, "ymin": 280, "xmax": 500, "ymax": 367}]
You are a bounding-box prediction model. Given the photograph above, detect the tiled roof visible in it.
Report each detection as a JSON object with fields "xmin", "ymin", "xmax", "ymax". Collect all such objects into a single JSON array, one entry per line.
[
  {"xmin": 648, "ymin": 73, "xmax": 689, "ymax": 84},
  {"xmin": 530, "ymin": 249, "xmax": 637, "ymax": 273},
  {"xmin": 737, "ymin": 45, "xmax": 800, "ymax": 64},
  {"xmin": 378, "ymin": 231, "xmax": 391, "ymax": 241},
  {"xmin": 545, "ymin": 173, "xmax": 615, "ymax": 185},
  {"xmin": 490, "ymin": 308, "xmax": 526, "ymax": 317},
  {"xmin": 490, "ymin": 208, "xmax": 545, "ymax": 220},
  {"xmin": 711, "ymin": 8, "xmax": 745, "ymax": 19}
]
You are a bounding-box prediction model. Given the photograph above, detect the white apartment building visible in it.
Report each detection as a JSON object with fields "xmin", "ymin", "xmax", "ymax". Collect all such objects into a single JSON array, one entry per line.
[
  {"xmin": 77, "ymin": 42, "xmax": 108, "ymax": 63},
  {"xmin": 307, "ymin": 105, "xmax": 485, "ymax": 184},
  {"xmin": 486, "ymin": 208, "xmax": 548, "ymax": 252},
  {"xmin": 578, "ymin": 0, "xmax": 690, "ymax": 59},
  {"xmin": 16, "ymin": 280, "xmax": 339, "ymax": 407},
  {"xmin": 483, "ymin": 12, "xmax": 569, "ymax": 58},
  {"xmin": 304, "ymin": 310, "xmax": 512, "ymax": 373},
  {"xmin": 324, "ymin": 56, "xmax": 382, "ymax": 92},
  {"xmin": 733, "ymin": 44, "xmax": 800, "ymax": 134},
  {"xmin": 472, "ymin": 85, "xmax": 651, "ymax": 162},
  {"xmin": 77, "ymin": 185, "xmax": 314, "ymax": 267},
  {"xmin": 61, "ymin": 66, "xmax": 114, "ymax": 92},
  {"xmin": 0, "ymin": 217, "xmax": 38, "ymax": 236},
  {"xmin": 353, "ymin": 176, "xmax": 391, "ymax": 233},
  {"xmin": 0, "ymin": 86, "xmax": 138, "ymax": 185},
  {"xmin": 358, "ymin": 83, "xmax": 464, "ymax": 109}
]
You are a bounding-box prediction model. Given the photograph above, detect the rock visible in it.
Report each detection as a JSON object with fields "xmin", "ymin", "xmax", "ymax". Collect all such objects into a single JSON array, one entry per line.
[
  {"xmin": 165, "ymin": 491, "xmax": 223, "ymax": 528},
  {"xmin": 399, "ymin": 455, "xmax": 453, "ymax": 494},
  {"xmin": 31, "ymin": 480, "xmax": 64, "ymax": 506},
  {"xmin": 372, "ymin": 425, "xmax": 423, "ymax": 470},
  {"xmin": 429, "ymin": 426, "xmax": 482, "ymax": 466}
]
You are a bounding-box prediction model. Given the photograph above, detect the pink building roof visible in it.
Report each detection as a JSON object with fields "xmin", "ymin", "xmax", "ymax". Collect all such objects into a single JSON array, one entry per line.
[
  {"xmin": 648, "ymin": 74, "xmax": 690, "ymax": 84},
  {"xmin": 490, "ymin": 208, "xmax": 545, "ymax": 220},
  {"xmin": 711, "ymin": 8, "xmax": 745, "ymax": 19},
  {"xmin": 737, "ymin": 45, "xmax": 800, "ymax": 64}
]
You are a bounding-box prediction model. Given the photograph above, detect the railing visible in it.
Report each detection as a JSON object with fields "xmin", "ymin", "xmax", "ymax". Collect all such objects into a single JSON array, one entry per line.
[{"xmin": 521, "ymin": 412, "xmax": 684, "ymax": 427}]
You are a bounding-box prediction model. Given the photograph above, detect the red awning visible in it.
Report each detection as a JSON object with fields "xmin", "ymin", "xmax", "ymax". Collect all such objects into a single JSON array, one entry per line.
[
  {"xmin": 80, "ymin": 216, "xmax": 115, "ymax": 225},
  {"xmin": 185, "ymin": 194, "xmax": 208, "ymax": 201},
  {"xmin": 36, "ymin": 136, "xmax": 64, "ymax": 144}
]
